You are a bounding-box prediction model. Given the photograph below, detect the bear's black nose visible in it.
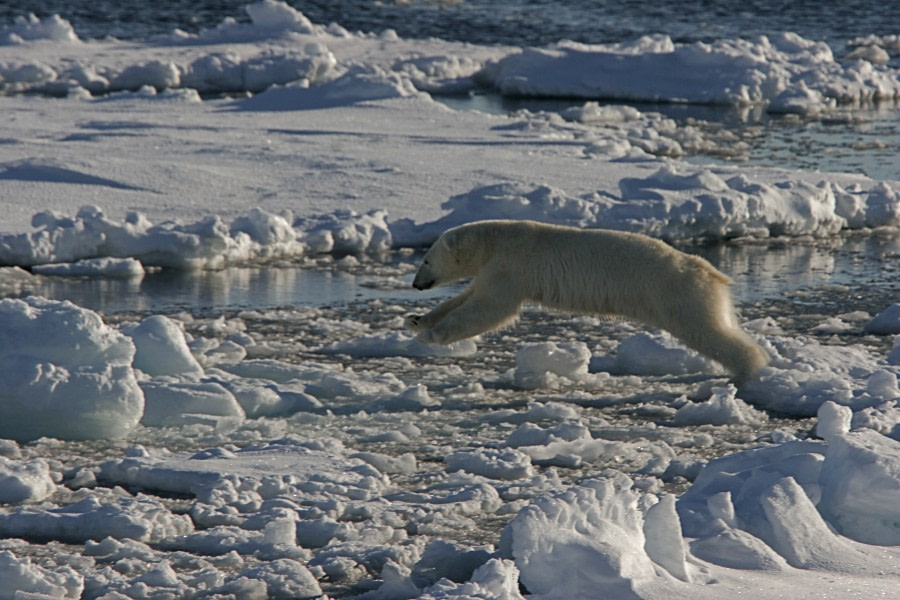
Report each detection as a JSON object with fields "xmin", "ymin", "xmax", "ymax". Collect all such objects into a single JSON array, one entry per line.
[{"xmin": 413, "ymin": 279, "xmax": 434, "ymax": 290}]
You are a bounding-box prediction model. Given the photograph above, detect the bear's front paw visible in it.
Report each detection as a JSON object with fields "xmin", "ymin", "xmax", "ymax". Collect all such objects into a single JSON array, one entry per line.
[
  {"xmin": 415, "ymin": 329, "xmax": 439, "ymax": 345},
  {"xmin": 405, "ymin": 314, "xmax": 426, "ymax": 332}
]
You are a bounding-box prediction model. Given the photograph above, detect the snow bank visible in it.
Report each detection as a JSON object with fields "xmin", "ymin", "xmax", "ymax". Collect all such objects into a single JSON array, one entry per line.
[
  {"xmin": 4, "ymin": 5, "xmax": 899, "ymax": 117},
  {"xmin": 483, "ymin": 33, "xmax": 900, "ymax": 114},
  {"xmin": 4, "ymin": 166, "xmax": 894, "ymax": 269},
  {"xmin": 0, "ymin": 205, "xmax": 392, "ymax": 268},
  {"xmin": 0, "ymin": 3, "xmax": 340, "ymax": 96},
  {"xmin": 0, "ymin": 297, "xmax": 144, "ymax": 441},
  {"xmin": 392, "ymin": 167, "xmax": 900, "ymax": 245}
]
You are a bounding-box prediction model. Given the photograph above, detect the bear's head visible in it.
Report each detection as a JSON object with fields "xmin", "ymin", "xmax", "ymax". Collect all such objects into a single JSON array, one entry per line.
[{"xmin": 412, "ymin": 224, "xmax": 483, "ymax": 290}]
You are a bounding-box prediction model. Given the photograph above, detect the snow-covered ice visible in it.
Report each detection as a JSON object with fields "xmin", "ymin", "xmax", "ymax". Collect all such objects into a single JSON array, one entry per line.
[{"xmin": 0, "ymin": 2, "xmax": 898, "ymax": 599}]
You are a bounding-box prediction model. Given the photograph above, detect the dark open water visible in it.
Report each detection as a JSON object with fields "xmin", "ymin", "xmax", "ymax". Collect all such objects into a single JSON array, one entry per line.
[{"xmin": 5, "ymin": 0, "xmax": 899, "ymax": 53}]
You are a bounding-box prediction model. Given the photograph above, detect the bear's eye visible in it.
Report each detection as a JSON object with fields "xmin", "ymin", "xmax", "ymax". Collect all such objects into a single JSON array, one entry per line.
[{"xmin": 424, "ymin": 259, "xmax": 430, "ymax": 265}]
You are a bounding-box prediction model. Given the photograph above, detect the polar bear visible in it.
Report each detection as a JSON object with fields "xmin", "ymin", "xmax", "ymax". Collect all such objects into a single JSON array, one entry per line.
[{"xmin": 406, "ymin": 220, "xmax": 769, "ymax": 382}]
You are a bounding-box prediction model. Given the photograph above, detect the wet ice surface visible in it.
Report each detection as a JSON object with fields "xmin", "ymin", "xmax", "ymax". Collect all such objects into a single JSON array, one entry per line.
[{"xmin": 1, "ymin": 233, "xmax": 897, "ymax": 598}]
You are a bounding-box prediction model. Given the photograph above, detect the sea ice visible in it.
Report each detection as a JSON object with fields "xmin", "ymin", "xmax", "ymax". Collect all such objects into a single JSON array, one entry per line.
[
  {"xmin": 0, "ymin": 297, "xmax": 144, "ymax": 441},
  {"xmin": 864, "ymin": 303, "xmax": 900, "ymax": 335}
]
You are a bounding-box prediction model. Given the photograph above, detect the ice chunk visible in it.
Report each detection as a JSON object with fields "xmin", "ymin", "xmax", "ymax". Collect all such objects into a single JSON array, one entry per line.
[
  {"xmin": 420, "ymin": 559, "xmax": 524, "ymax": 600},
  {"xmin": 816, "ymin": 401, "xmax": 852, "ymax": 442},
  {"xmin": 864, "ymin": 303, "xmax": 900, "ymax": 335},
  {"xmin": 0, "ymin": 494, "xmax": 193, "ymax": 543},
  {"xmin": 0, "ymin": 297, "xmax": 143, "ymax": 441},
  {"xmin": 124, "ymin": 315, "xmax": 204, "ymax": 377},
  {"xmin": 445, "ymin": 448, "xmax": 534, "ymax": 480},
  {"xmin": 818, "ymin": 429, "xmax": 900, "ymax": 545},
  {"xmin": 594, "ymin": 331, "xmax": 718, "ymax": 376},
  {"xmin": 32, "ymin": 257, "xmax": 144, "ymax": 278},
  {"xmin": 0, "ymin": 13, "xmax": 78, "ymax": 44},
  {"xmin": 0, "ymin": 458, "xmax": 56, "ymax": 504},
  {"xmin": 139, "ymin": 380, "xmax": 245, "ymax": 427},
  {"xmin": 514, "ymin": 341, "xmax": 592, "ymax": 389},
  {"xmin": 322, "ymin": 330, "xmax": 476, "ymax": 358},
  {"xmin": 674, "ymin": 385, "xmax": 768, "ymax": 426},
  {"xmin": 237, "ymin": 557, "xmax": 322, "ymax": 599},
  {"xmin": 0, "ymin": 551, "xmax": 82, "ymax": 600},
  {"xmin": 501, "ymin": 473, "xmax": 687, "ymax": 598},
  {"xmin": 740, "ymin": 334, "xmax": 891, "ymax": 416},
  {"xmin": 100, "ymin": 438, "xmax": 389, "ymax": 503}
]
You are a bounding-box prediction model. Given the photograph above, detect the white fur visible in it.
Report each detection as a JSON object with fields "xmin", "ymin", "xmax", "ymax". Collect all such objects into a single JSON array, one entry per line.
[{"xmin": 407, "ymin": 220, "xmax": 769, "ymax": 382}]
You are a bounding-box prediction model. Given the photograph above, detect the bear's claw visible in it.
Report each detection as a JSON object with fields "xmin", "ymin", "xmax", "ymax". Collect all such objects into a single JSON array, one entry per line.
[{"xmin": 404, "ymin": 315, "xmax": 425, "ymax": 332}]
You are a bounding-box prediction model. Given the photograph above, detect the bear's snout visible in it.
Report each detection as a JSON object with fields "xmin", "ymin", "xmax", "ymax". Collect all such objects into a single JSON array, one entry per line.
[
  {"xmin": 413, "ymin": 277, "xmax": 434, "ymax": 290},
  {"xmin": 412, "ymin": 268, "xmax": 435, "ymax": 290}
]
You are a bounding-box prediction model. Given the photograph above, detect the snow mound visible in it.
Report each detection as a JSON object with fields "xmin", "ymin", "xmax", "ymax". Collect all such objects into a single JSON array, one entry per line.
[
  {"xmin": 483, "ymin": 33, "xmax": 900, "ymax": 114},
  {"xmin": 392, "ymin": 168, "xmax": 899, "ymax": 246},
  {"xmin": 501, "ymin": 472, "xmax": 700, "ymax": 598},
  {"xmin": 0, "ymin": 296, "xmax": 144, "ymax": 441}
]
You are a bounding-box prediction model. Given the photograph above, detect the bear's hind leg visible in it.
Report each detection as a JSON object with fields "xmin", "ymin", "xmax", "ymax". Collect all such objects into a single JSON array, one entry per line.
[
  {"xmin": 656, "ymin": 279, "xmax": 768, "ymax": 382},
  {"xmin": 680, "ymin": 324, "xmax": 769, "ymax": 383}
]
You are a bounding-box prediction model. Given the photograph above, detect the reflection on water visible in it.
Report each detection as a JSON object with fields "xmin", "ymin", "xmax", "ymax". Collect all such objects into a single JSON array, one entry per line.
[
  {"xmin": 1, "ymin": 234, "xmax": 897, "ymax": 315},
  {"xmin": 692, "ymin": 233, "xmax": 898, "ymax": 307},
  {"xmin": 7, "ymin": 267, "xmax": 386, "ymax": 315}
]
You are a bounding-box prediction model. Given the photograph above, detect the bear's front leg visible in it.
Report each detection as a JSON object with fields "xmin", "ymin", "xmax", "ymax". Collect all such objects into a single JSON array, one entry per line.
[
  {"xmin": 406, "ymin": 286, "xmax": 474, "ymax": 334},
  {"xmin": 417, "ymin": 289, "xmax": 523, "ymax": 345}
]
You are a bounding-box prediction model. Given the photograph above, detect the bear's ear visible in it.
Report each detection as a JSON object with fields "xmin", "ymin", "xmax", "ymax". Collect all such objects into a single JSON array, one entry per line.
[{"xmin": 440, "ymin": 227, "xmax": 467, "ymax": 262}]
